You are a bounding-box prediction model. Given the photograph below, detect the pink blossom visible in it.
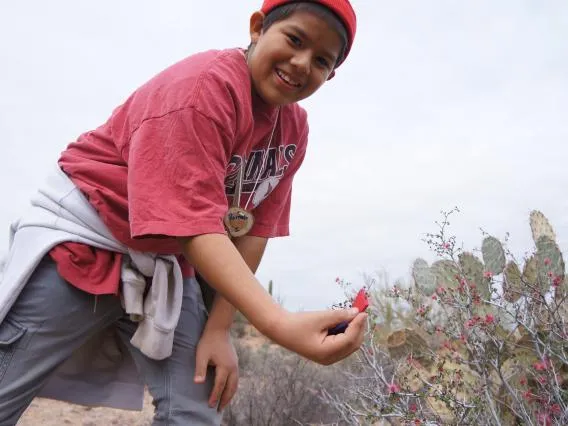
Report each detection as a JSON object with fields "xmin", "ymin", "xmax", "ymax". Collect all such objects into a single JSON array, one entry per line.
[
  {"xmin": 335, "ymin": 277, "xmax": 340, "ymax": 283},
  {"xmin": 465, "ymin": 319, "xmax": 476, "ymax": 328},
  {"xmin": 388, "ymin": 383, "xmax": 400, "ymax": 394},
  {"xmin": 548, "ymin": 271, "xmax": 553, "ymax": 278},
  {"xmin": 436, "ymin": 287, "xmax": 445, "ymax": 295},
  {"xmin": 465, "ymin": 316, "xmax": 480, "ymax": 328},
  {"xmin": 537, "ymin": 375, "xmax": 547, "ymax": 384},
  {"xmin": 485, "ymin": 314, "xmax": 495, "ymax": 325},
  {"xmin": 544, "ymin": 258, "xmax": 551, "ymax": 266},
  {"xmin": 523, "ymin": 390, "xmax": 536, "ymax": 403},
  {"xmin": 483, "ymin": 271, "xmax": 493, "ymax": 279},
  {"xmin": 534, "ymin": 359, "xmax": 548, "ymax": 371},
  {"xmin": 409, "ymin": 403, "xmax": 417, "ymax": 413},
  {"xmin": 537, "ymin": 412, "xmax": 552, "ymax": 426},
  {"xmin": 553, "ymin": 276, "xmax": 562, "ymax": 287}
]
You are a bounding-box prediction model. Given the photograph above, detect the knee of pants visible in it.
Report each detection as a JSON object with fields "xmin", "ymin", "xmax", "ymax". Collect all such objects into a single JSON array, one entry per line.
[{"xmin": 152, "ymin": 387, "xmax": 223, "ymax": 426}]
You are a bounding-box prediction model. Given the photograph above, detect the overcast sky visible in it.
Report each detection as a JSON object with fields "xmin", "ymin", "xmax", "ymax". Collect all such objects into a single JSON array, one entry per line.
[{"xmin": 1, "ymin": 1, "xmax": 567, "ymax": 311}]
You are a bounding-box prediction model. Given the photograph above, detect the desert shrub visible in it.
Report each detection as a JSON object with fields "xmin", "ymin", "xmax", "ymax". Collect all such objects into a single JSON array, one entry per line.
[
  {"xmin": 224, "ymin": 339, "xmax": 348, "ymax": 426},
  {"xmin": 322, "ymin": 209, "xmax": 568, "ymax": 425}
]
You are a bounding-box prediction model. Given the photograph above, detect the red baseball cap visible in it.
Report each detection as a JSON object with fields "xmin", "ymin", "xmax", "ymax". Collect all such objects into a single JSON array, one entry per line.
[{"xmin": 260, "ymin": 0, "xmax": 357, "ymax": 67}]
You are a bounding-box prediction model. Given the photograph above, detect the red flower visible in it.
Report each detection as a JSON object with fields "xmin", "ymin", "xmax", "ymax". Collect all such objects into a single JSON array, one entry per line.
[
  {"xmin": 523, "ymin": 390, "xmax": 536, "ymax": 403},
  {"xmin": 534, "ymin": 359, "xmax": 548, "ymax": 371},
  {"xmin": 388, "ymin": 383, "xmax": 400, "ymax": 394},
  {"xmin": 544, "ymin": 258, "xmax": 551, "ymax": 266},
  {"xmin": 484, "ymin": 271, "xmax": 493, "ymax": 279},
  {"xmin": 409, "ymin": 403, "xmax": 417, "ymax": 412},
  {"xmin": 485, "ymin": 314, "xmax": 495, "ymax": 325},
  {"xmin": 537, "ymin": 412, "xmax": 552, "ymax": 426}
]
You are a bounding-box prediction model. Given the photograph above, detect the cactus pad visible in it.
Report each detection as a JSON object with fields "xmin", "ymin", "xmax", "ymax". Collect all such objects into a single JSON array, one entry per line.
[
  {"xmin": 503, "ymin": 261, "xmax": 522, "ymax": 302},
  {"xmin": 530, "ymin": 210, "xmax": 556, "ymax": 244},
  {"xmin": 412, "ymin": 258, "xmax": 436, "ymax": 296},
  {"xmin": 459, "ymin": 252, "xmax": 489, "ymax": 299},
  {"xmin": 481, "ymin": 236, "xmax": 506, "ymax": 275},
  {"xmin": 536, "ymin": 236, "xmax": 564, "ymax": 293},
  {"xmin": 432, "ymin": 260, "xmax": 460, "ymax": 289},
  {"xmin": 522, "ymin": 255, "xmax": 538, "ymax": 288}
]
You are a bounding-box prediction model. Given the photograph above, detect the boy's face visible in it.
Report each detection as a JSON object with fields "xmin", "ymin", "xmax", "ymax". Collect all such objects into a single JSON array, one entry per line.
[{"xmin": 248, "ymin": 9, "xmax": 344, "ymax": 106}]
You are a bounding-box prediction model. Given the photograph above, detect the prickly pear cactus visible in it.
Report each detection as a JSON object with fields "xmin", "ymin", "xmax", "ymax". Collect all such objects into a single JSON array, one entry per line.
[
  {"xmin": 386, "ymin": 328, "xmax": 431, "ymax": 366},
  {"xmin": 530, "ymin": 210, "xmax": 556, "ymax": 244},
  {"xmin": 459, "ymin": 252, "xmax": 489, "ymax": 299},
  {"xmin": 431, "ymin": 260, "xmax": 460, "ymax": 289},
  {"xmin": 412, "ymin": 258, "xmax": 436, "ymax": 296},
  {"xmin": 535, "ymin": 236, "xmax": 564, "ymax": 292},
  {"xmin": 503, "ymin": 261, "xmax": 522, "ymax": 303},
  {"xmin": 481, "ymin": 236, "xmax": 506, "ymax": 275},
  {"xmin": 522, "ymin": 255, "xmax": 538, "ymax": 288}
]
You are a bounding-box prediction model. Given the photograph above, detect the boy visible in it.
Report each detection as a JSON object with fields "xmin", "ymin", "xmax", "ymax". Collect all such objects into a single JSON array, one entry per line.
[{"xmin": 0, "ymin": 0, "xmax": 366, "ymax": 424}]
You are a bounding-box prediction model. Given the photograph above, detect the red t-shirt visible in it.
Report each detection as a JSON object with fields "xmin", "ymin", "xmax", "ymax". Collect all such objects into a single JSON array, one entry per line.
[{"xmin": 50, "ymin": 48, "xmax": 308, "ymax": 294}]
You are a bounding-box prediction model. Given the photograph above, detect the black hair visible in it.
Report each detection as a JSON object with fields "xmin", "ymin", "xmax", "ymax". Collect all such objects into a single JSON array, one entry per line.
[{"xmin": 256, "ymin": 2, "xmax": 349, "ymax": 67}]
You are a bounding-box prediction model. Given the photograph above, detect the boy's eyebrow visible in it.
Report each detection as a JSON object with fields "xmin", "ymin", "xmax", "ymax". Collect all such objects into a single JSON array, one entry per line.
[{"xmin": 286, "ymin": 24, "xmax": 338, "ymax": 63}]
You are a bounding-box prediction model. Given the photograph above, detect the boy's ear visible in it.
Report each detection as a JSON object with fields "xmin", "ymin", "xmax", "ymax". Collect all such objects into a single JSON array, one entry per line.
[{"xmin": 249, "ymin": 11, "xmax": 266, "ymax": 43}]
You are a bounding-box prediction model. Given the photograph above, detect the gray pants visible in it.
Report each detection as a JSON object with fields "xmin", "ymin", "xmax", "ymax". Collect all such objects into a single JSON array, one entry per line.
[{"xmin": 0, "ymin": 258, "xmax": 222, "ymax": 426}]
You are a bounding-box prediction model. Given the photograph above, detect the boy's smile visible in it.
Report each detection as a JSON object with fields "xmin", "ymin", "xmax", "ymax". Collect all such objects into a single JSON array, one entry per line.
[{"xmin": 247, "ymin": 10, "xmax": 344, "ymax": 106}]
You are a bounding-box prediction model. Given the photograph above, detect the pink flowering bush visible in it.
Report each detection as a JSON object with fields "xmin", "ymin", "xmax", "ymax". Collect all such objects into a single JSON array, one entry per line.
[{"xmin": 322, "ymin": 209, "xmax": 567, "ymax": 425}]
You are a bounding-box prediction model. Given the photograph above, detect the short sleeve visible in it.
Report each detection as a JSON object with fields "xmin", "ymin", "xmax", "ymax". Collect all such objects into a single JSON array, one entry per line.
[
  {"xmin": 125, "ymin": 108, "xmax": 233, "ymax": 239},
  {"xmin": 248, "ymin": 127, "xmax": 308, "ymax": 238}
]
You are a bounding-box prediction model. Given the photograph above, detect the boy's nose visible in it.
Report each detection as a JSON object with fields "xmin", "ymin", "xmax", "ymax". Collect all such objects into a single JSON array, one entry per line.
[{"xmin": 290, "ymin": 51, "xmax": 311, "ymax": 76}]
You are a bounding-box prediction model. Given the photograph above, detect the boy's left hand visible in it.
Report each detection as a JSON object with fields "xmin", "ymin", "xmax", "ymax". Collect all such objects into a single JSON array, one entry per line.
[{"xmin": 194, "ymin": 327, "xmax": 239, "ymax": 411}]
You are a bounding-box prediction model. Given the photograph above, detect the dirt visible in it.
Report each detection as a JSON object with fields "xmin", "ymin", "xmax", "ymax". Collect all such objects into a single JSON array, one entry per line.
[{"xmin": 19, "ymin": 390, "xmax": 154, "ymax": 426}]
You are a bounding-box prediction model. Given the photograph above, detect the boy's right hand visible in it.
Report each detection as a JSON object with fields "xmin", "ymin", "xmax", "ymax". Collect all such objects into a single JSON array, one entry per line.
[
  {"xmin": 268, "ymin": 308, "xmax": 367, "ymax": 365},
  {"xmin": 180, "ymin": 235, "xmax": 366, "ymax": 365}
]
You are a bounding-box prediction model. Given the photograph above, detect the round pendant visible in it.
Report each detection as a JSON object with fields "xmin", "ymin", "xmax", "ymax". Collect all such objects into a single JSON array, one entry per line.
[{"xmin": 224, "ymin": 207, "xmax": 254, "ymax": 237}]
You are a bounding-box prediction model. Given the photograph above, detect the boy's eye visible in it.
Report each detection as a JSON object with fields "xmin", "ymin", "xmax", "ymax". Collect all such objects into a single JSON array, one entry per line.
[
  {"xmin": 316, "ymin": 57, "xmax": 330, "ymax": 69},
  {"xmin": 287, "ymin": 34, "xmax": 302, "ymax": 47}
]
